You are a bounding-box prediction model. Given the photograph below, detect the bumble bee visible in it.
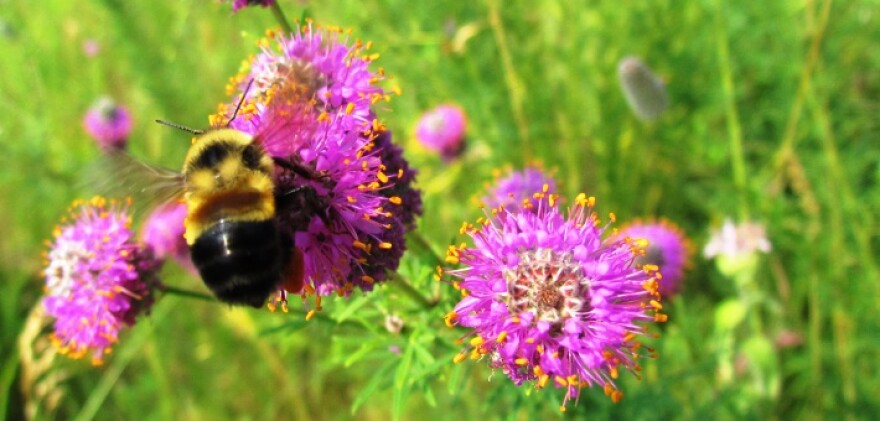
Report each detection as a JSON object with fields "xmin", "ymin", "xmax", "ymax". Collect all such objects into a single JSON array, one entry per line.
[
  {"xmin": 102, "ymin": 89, "xmax": 314, "ymax": 307},
  {"xmin": 179, "ymin": 127, "xmax": 293, "ymax": 307}
]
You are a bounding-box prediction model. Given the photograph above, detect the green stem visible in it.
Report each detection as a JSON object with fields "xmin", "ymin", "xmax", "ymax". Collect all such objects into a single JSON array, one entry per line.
[
  {"xmin": 269, "ymin": 1, "xmax": 294, "ymax": 34},
  {"xmin": 388, "ymin": 272, "xmax": 435, "ymax": 310},
  {"xmin": 161, "ymin": 285, "xmax": 215, "ymax": 302},
  {"xmin": 406, "ymin": 231, "xmax": 444, "ymax": 268},
  {"xmin": 714, "ymin": 0, "xmax": 750, "ymax": 220}
]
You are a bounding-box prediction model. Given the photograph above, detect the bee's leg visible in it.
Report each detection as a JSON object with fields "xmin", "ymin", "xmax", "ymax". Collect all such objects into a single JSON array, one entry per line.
[
  {"xmin": 272, "ymin": 156, "xmax": 331, "ymax": 184},
  {"xmin": 278, "ymin": 236, "xmax": 305, "ymax": 294}
]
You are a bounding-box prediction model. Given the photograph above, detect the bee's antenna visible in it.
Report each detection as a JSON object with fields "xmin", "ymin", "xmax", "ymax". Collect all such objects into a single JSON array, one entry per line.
[
  {"xmin": 155, "ymin": 119, "xmax": 205, "ymax": 135},
  {"xmin": 226, "ymin": 79, "xmax": 255, "ymax": 127}
]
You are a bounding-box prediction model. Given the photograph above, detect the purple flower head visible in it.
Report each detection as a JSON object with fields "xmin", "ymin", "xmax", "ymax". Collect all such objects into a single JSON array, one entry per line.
[
  {"xmin": 415, "ymin": 104, "xmax": 467, "ymax": 161},
  {"xmin": 231, "ymin": 0, "xmax": 275, "ymax": 12},
  {"xmin": 484, "ymin": 167, "xmax": 557, "ymax": 214},
  {"xmin": 617, "ymin": 219, "xmax": 692, "ymax": 298},
  {"xmin": 43, "ymin": 197, "xmax": 162, "ymax": 364},
  {"xmin": 214, "ymin": 25, "xmax": 418, "ymax": 299},
  {"xmin": 446, "ymin": 194, "xmax": 664, "ymax": 407},
  {"xmin": 84, "ymin": 97, "xmax": 133, "ymax": 151},
  {"xmin": 141, "ymin": 202, "xmax": 196, "ymax": 274}
]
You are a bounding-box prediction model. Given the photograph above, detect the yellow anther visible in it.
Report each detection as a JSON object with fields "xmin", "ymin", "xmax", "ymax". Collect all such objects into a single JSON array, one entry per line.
[
  {"xmin": 378, "ymin": 242, "xmax": 392, "ymax": 249},
  {"xmin": 361, "ymin": 275, "xmax": 375, "ymax": 284},
  {"xmin": 345, "ymin": 103, "xmax": 355, "ymax": 114},
  {"xmin": 538, "ymin": 374, "xmax": 549, "ymax": 388},
  {"xmin": 389, "ymin": 196, "xmax": 402, "ymax": 205},
  {"xmin": 655, "ymin": 313, "xmax": 668, "ymax": 322},
  {"xmin": 555, "ymin": 376, "xmax": 568, "ymax": 386},
  {"xmin": 306, "ymin": 310, "xmax": 316, "ymax": 321},
  {"xmin": 496, "ymin": 331, "xmax": 508, "ymax": 343},
  {"xmin": 347, "ymin": 196, "xmax": 357, "ymax": 203},
  {"xmin": 514, "ymin": 358, "xmax": 528, "ymax": 366},
  {"xmin": 444, "ymin": 312, "xmax": 458, "ymax": 327},
  {"xmin": 453, "ymin": 352, "xmax": 467, "ymax": 364},
  {"xmin": 469, "ymin": 336, "xmax": 484, "ymax": 347},
  {"xmin": 649, "ymin": 300, "xmax": 663, "ymax": 310}
]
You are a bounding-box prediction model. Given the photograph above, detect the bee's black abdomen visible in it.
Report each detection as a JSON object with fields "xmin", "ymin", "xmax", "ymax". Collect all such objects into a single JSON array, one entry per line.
[{"xmin": 190, "ymin": 219, "xmax": 286, "ymax": 308}]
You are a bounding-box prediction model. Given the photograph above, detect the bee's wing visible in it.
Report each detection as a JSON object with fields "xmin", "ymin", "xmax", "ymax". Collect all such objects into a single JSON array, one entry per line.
[{"xmin": 83, "ymin": 151, "xmax": 185, "ymax": 218}]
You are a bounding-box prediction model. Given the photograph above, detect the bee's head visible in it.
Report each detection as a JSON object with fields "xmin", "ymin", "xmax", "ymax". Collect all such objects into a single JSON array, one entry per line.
[{"xmin": 183, "ymin": 129, "xmax": 273, "ymax": 189}]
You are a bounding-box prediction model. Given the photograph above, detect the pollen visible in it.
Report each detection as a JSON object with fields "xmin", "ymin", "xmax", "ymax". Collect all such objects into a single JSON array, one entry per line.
[{"xmin": 389, "ymin": 196, "xmax": 402, "ymax": 205}]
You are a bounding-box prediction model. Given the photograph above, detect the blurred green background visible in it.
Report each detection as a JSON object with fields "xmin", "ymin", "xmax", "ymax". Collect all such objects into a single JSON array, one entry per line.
[{"xmin": 1, "ymin": 0, "xmax": 878, "ymax": 419}]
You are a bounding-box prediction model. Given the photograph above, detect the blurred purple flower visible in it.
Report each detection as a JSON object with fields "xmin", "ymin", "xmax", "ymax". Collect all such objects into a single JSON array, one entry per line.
[
  {"xmin": 83, "ymin": 97, "xmax": 132, "ymax": 151},
  {"xmin": 141, "ymin": 202, "xmax": 196, "ymax": 274},
  {"xmin": 446, "ymin": 194, "xmax": 663, "ymax": 407},
  {"xmin": 231, "ymin": 0, "xmax": 275, "ymax": 12},
  {"xmin": 483, "ymin": 167, "xmax": 557, "ymax": 214},
  {"xmin": 617, "ymin": 219, "xmax": 692, "ymax": 298},
  {"xmin": 43, "ymin": 197, "xmax": 161, "ymax": 364},
  {"xmin": 82, "ymin": 39, "xmax": 100, "ymax": 57},
  {"xmin": 415, "ymin": 104, "xmax": 467, "ymax": 161}
]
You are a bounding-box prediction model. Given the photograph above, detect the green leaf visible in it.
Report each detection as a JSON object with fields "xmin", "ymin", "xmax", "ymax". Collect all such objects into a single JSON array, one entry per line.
[
  {"xmin": 392, "ymin": 339, "xmax": 416, "ymax": 420},
  {"xmin": 333, "ymin": 295, "xmax": 371, "ymax": 323},
  {"xmin": 423, "ymin": 384, "xmax": 437, "ymax": 408},
  {"xmin": 344, "ymin": 340, "xmax": 380, "ymax": 367},
  {"xmin": 714, "ymin": 299, "xmax": 747, "ymax": 332},
  {"xmin": 350, "ymin": 360, "xmax": 394, "ymax": 415},
  {"xmin": 447, "ymin": 357, "xmax": 466, "ymax": 396}
]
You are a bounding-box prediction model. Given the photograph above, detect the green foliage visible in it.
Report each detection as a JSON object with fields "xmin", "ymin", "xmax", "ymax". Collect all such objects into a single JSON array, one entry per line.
[{"xmin": 2, "ymin": 0, "xmax": 879, "ymax": 419}]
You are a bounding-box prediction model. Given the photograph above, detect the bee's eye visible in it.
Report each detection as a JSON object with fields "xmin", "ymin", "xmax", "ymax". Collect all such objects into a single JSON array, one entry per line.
[
  {"xmin": 241, "ymin": 144, "xmax": 262, "ymax": 169},
  {"xmin": 194, "ymin": 143, "xmax": 229, "ymax": 169}
]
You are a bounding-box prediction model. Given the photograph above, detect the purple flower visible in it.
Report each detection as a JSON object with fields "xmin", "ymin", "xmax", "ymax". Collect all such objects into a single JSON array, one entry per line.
[
  {"xmin": 446, "ymin": 194, "xmax": 664, "ymax": 407},
  {"xmin": 231, "ymin": 0, "xmax": 275, "ymax": 12},
  {"xmin": 618, "ymin": 56, "xmax": 668, "ymax": 122},
  {"xmin": 141, "ymin": 202, "xmax": 196, "ymax": 274},
  {"xmin": 83, "ymin": 97, "xmax": 133, "ymax": 151},
  {"xmin": 42, "ymin": 198, "xmax": 161, "ymax": 364},
  {"xmin": 415, "ymin": 104, "xmax": 467, "ymax": 161},
  {"xmin": 484, "ymin": 167, "xmax": 557, "ymax": 214},
  {"xmin": 617, "ymin": 219, "xmax": 692, "ymax": 298},
  {"xmin": 215, "ymin": 25, "xmax": 418, "ymax": 299}
]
